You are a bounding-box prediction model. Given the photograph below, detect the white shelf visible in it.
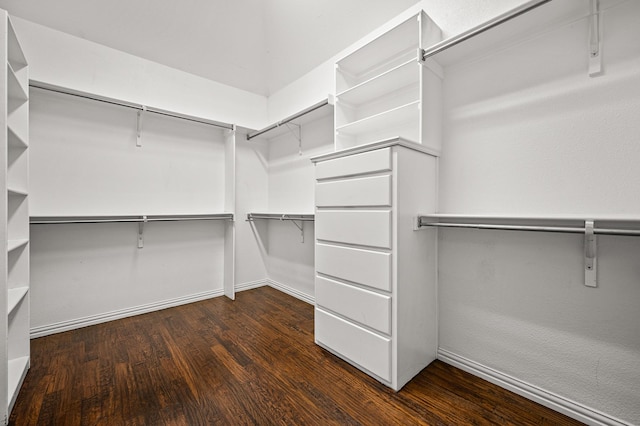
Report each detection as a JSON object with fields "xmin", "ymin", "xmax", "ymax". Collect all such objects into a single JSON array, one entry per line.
[
  {"xmin": 336, "ymin": 101, "xmax": 420, "ymax": 137},
  {"xmin": 7, "ymin": 104, "xmax": 28, "ymax": 144},
  {"xmin": 8, "ymin": 126, "xmax": 28, "ymax": 149},
  {"xmin": 7, "ymin": 17, "xmax": 27, "ymax": 71},
  {"xmin": 7, "ymin": 64, "xmax": 28, "ymax": 103},
  {"xmin": 7, "ymin": 239, "xmax": 28, "ymax": 253},
  {"xmin": 7, "ymin": 356, "xmax": 29, "ymax": 410},
  {"xmin": 7, "ymin": 63, "xmax": 29, "ymax": 102},
  {"xmin": 337, "ymin": 14, "xmax": 418, "ymax": 79},
  {"xmin": 337, "ymin": 59, "xmax": 419, "ymax": 106},
  {"xmin": 7, "ymin": 187, "xmax": 28, "ymax": 197},
  {"xmin": 7, "ymin": 287, "xmax": 28, "ymax": 316}
]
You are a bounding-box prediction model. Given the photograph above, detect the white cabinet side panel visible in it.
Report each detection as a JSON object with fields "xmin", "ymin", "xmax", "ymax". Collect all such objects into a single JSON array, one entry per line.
[{"xmin": 394, "ymin": 148, "xmax": 438, "ymax": 389}]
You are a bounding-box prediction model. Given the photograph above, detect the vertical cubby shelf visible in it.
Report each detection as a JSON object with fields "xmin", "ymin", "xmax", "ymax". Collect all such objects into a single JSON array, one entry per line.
[
  {"xmin": 334, "ymin": 11, "xmax": 442, "ymax": 152},
  {"xmin": 2, "ymin": 10, "xmax": 29, "ymax": 420}
]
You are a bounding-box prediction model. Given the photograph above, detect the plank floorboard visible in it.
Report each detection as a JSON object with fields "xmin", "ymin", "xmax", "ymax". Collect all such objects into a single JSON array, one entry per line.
[{"xmin": 10, "ymin": 286, "xmax": 584, "ymax": 425}]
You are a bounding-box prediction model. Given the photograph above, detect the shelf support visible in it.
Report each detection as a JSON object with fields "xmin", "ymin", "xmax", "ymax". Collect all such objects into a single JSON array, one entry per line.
[
  {"xmin": 136, "ymin": 106, "xmax": 147, "ymax": 147},
  {"xmin": 284, "ymin": 122, "xmax": 302, "ymax": 155},
  {"xmin": 584, "ymin": 220, "xmax": 597, "ymax": 287},
  {"xmin": 283, "ymin": 215, "xmax": 305, "ymax": 243},
  {"xmin": 588, "ymin": 0, "xmax": 603, "ymax": 77},
  {"xmin": 138, "ymin": 215, "xmax": 147, "ymax": 248}
]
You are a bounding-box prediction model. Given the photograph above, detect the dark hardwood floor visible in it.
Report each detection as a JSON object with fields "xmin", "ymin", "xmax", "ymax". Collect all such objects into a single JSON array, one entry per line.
[{"xmin": 10, "ymin": 286, "xmax": 584, "ymax": 425}]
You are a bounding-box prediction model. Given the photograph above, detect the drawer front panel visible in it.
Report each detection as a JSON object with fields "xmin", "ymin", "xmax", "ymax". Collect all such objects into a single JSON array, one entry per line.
[
  {"xmin": 315, "ymin": 210, "xmax": 391, "ymax": 248},
  {"xmin": 315, "ymin": 308, "xmax": 391, "ymax": 381},
  {"xmin": 316, "ymin": 174, "xmax": 391, "ymax": 207},
  {"xmin": 316, "ymin": 243, "xmax": 391, "ymax": 291},
  {"xmin": 316, "ymin": 276, "xmax": 391, "ymax": 334},
  {"xmin": 316, "ymin": 148, "xmax": 391, "ymax": 180}
]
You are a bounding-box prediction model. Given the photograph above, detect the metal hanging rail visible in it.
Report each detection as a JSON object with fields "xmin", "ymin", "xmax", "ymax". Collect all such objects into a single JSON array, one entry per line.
[
  {"xmin": 31, "ymin": 214, "xmax": 234, "ymax": 249},
  {"xmin": 416, "ymin": 214, "xmax": 640, "ymax": 288},
  {"xmin": 30, "ymin": 81, "xmax": 235, "ymax": 130},
  {"xmin": 246, "ymin": 99, "xmax": 330, "ymax": 141},
  {"xmin": 420, "ymin": 0, "xmax": 552, "ymax": 61},
  {"xmin": 30, "ymin": 213, "xmax": 234, "ymax": 225},
  {"xmin": 246, "ymin": 213, "xmax": 314, "ymax": 222},
  {"xmin": 246, "ymin": 213, "xmax": 314, "ymax": 243},
  {"xmin": 416, "ymin": 215, "xmax": 640, "ymax": 237}
]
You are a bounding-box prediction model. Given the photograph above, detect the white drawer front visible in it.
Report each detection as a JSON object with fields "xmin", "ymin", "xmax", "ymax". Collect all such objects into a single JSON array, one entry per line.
[
  {"xmin": 316, "ymin": 174, "xmax": 391, "ymax": 207},
  {"xmin": 316, "ymin": 243, "xmax": 391, "ymax": 291},
  {"xmin": 316, "ymin": 148, "xmax": 391, "ymax": 180},
  {"xmin": 316, "ymin": 276, "xmax": 391, "ymax": 334},
  {"xmin": 315, "ymin": 308, "xmax": 391, "ymax": 381},
  {"xmin": 315, "ymin": 210, "xmax": 391, "ymax": 248}
]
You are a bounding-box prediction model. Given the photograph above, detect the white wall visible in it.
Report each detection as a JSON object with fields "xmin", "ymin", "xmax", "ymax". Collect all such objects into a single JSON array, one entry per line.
[
  {"xmin": 28, "ymin": 88, "xmax": 232, "ymax": 335},
  {"xmin": 437, "ymin": 2, "xmax": 640, "ymax": 424},
  {"xmin": 266, "ymin": 0, "xmax": 530, "ymax": 123},
  {"xmin": 234, "ymin": 134, "xmax": 269, "ymax": 288},
  {"xmin": 12, "ymin": 17, "xmax": 268, "ymax": 130},
  {"xmin": 250, "ymin": 111, "xmax": 334, "ymax": 301}
]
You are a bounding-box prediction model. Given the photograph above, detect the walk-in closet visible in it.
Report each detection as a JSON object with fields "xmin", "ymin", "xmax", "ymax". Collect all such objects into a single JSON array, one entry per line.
[{"xmin": 0, "ymin": 0, "xmax": 638, "ymax": 425}]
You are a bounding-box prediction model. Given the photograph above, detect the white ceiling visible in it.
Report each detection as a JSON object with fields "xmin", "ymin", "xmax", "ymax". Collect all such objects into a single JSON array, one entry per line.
[{"xmin": 0, "ymin": 0, "xmax": 419, "ymax": 96}]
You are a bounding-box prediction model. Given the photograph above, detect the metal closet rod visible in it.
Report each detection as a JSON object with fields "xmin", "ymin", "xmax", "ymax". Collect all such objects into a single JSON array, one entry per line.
[
  {"xmin": 29, "ymin": 82, "xmax": 235, "ymax": 131},
  {"xmin": 246, "ymin": 213, "xmax": 315, "ymax": 222},
  {"xmin": 30, "ymin": 213, "xmax": 234, "ymax": 225},
  {"xmin": 421, "ymin": 0, "xmax": 553, "ymax": 61},
  {"xmin": 417, "ymin": 218, "xmax": 640, "ymax": 237},
  {"xmin": 246, "ymin": 99, "xmax": 329, "ymax": 140}
]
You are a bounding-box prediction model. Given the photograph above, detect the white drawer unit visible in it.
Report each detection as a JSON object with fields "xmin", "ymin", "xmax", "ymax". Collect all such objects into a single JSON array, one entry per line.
[
  {"xmin": 315, "ymin": 308, "xmax": 391, "ymax": 382},
  {"xmin": 315, "ymin": 147, "xmax": 391, "ymax": 180},
  {"xmin": 316, "ymin": 174, "xmax": 392, "ymax": 207},
  {"xmin": 316, "ymin": 243, "xmax": 391, "ymax": 291},
  {"xmin": 315, "ymin": 210, "xmax": 391, "ymax": 249},
  {"xmin": 312, "ymin": 138, "xmax": 438, "ymax": 391},
  {"xmin": 316, "ymin": 276, "xmax": 391, "ymax": 334}
]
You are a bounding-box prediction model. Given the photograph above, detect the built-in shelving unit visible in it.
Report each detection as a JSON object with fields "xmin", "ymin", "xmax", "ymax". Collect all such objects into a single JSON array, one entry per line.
[
  {"xmin": 334, "ymin": 11, "xmax": 441, "ymax": 151},
  {"xmin": 1, "ymin": 9, "xmax": 29, "ymax": 421}
]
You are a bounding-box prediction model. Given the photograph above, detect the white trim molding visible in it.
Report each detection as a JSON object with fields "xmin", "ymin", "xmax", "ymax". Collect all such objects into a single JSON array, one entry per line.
[
  {"xmin": 437, "ymin": 348, "xmax": 631, "ymax": 426},
  {"xmin": 30, "ymin": 289, "xmax": 224, "ymax": 338},
  {"xmin": 235, "ymin": 279, "xmax": 269, "ymax": 293},
  {"xmin": 267, "ymin": 279, "xmax": 314, "ymax": 305}
]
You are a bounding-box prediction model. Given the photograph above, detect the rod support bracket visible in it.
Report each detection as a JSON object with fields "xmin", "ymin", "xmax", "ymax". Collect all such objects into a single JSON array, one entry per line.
[
  {"xmin": 584, "ymin": 220, "xmax": 597, "ymax": 287},
  {"xmin": 138, "ymin": 215, "xmax": 148, "ymax": 249},
  {"xmin": 588, "ymin": 0, "xmax": 603, "ymax": 77},
  {"xmin": 136, "ymin": 106, "xmax": 147, "ymax": 147}
]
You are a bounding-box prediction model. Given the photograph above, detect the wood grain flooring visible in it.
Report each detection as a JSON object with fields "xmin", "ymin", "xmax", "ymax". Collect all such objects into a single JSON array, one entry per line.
[{"xmin": 10, "ymin": 286, "xmax": 584, "ymax": 425}]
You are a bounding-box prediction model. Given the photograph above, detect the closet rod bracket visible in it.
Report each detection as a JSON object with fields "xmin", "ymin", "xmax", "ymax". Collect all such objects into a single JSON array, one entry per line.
[
  {"xmin": 584, "ymin": 220, "xmax": 597, "ymax": 287},
  {"xmin": 136, "ymin": 106, "xmax": 148, "ymax": 147},
  {"xmin": 138, "ymin": 215, "xmax": 148, "ymax": 248},
  {"xmin": 588, "ymin": 0, "xmax": 603, "ymax": 77}
]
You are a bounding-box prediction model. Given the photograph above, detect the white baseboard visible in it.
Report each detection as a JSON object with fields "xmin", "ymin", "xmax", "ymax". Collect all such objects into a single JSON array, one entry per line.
[
  {"xmin": 235, "ymin": 279, "xmax": 268, "ymax": 292},
  {"xmin": 30, "ymin": 279, "xmax": 310, "ymax": 338},
  {"xmin": 267, "ymin": 279, "xmax": 314, "ymax": 305},
  {"xmin": 437, "ymin": 348, "xmax": 630, "ymax": 426},
  {"xmin": 30, "ymin": 289, "xmax": 224, "ymax": 338}
]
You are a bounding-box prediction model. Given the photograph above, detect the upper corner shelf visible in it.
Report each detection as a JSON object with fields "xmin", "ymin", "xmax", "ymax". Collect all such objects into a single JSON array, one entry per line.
[{"xmin": 337, "ymin": 14, "xmax": 420, "ymax": 81}]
